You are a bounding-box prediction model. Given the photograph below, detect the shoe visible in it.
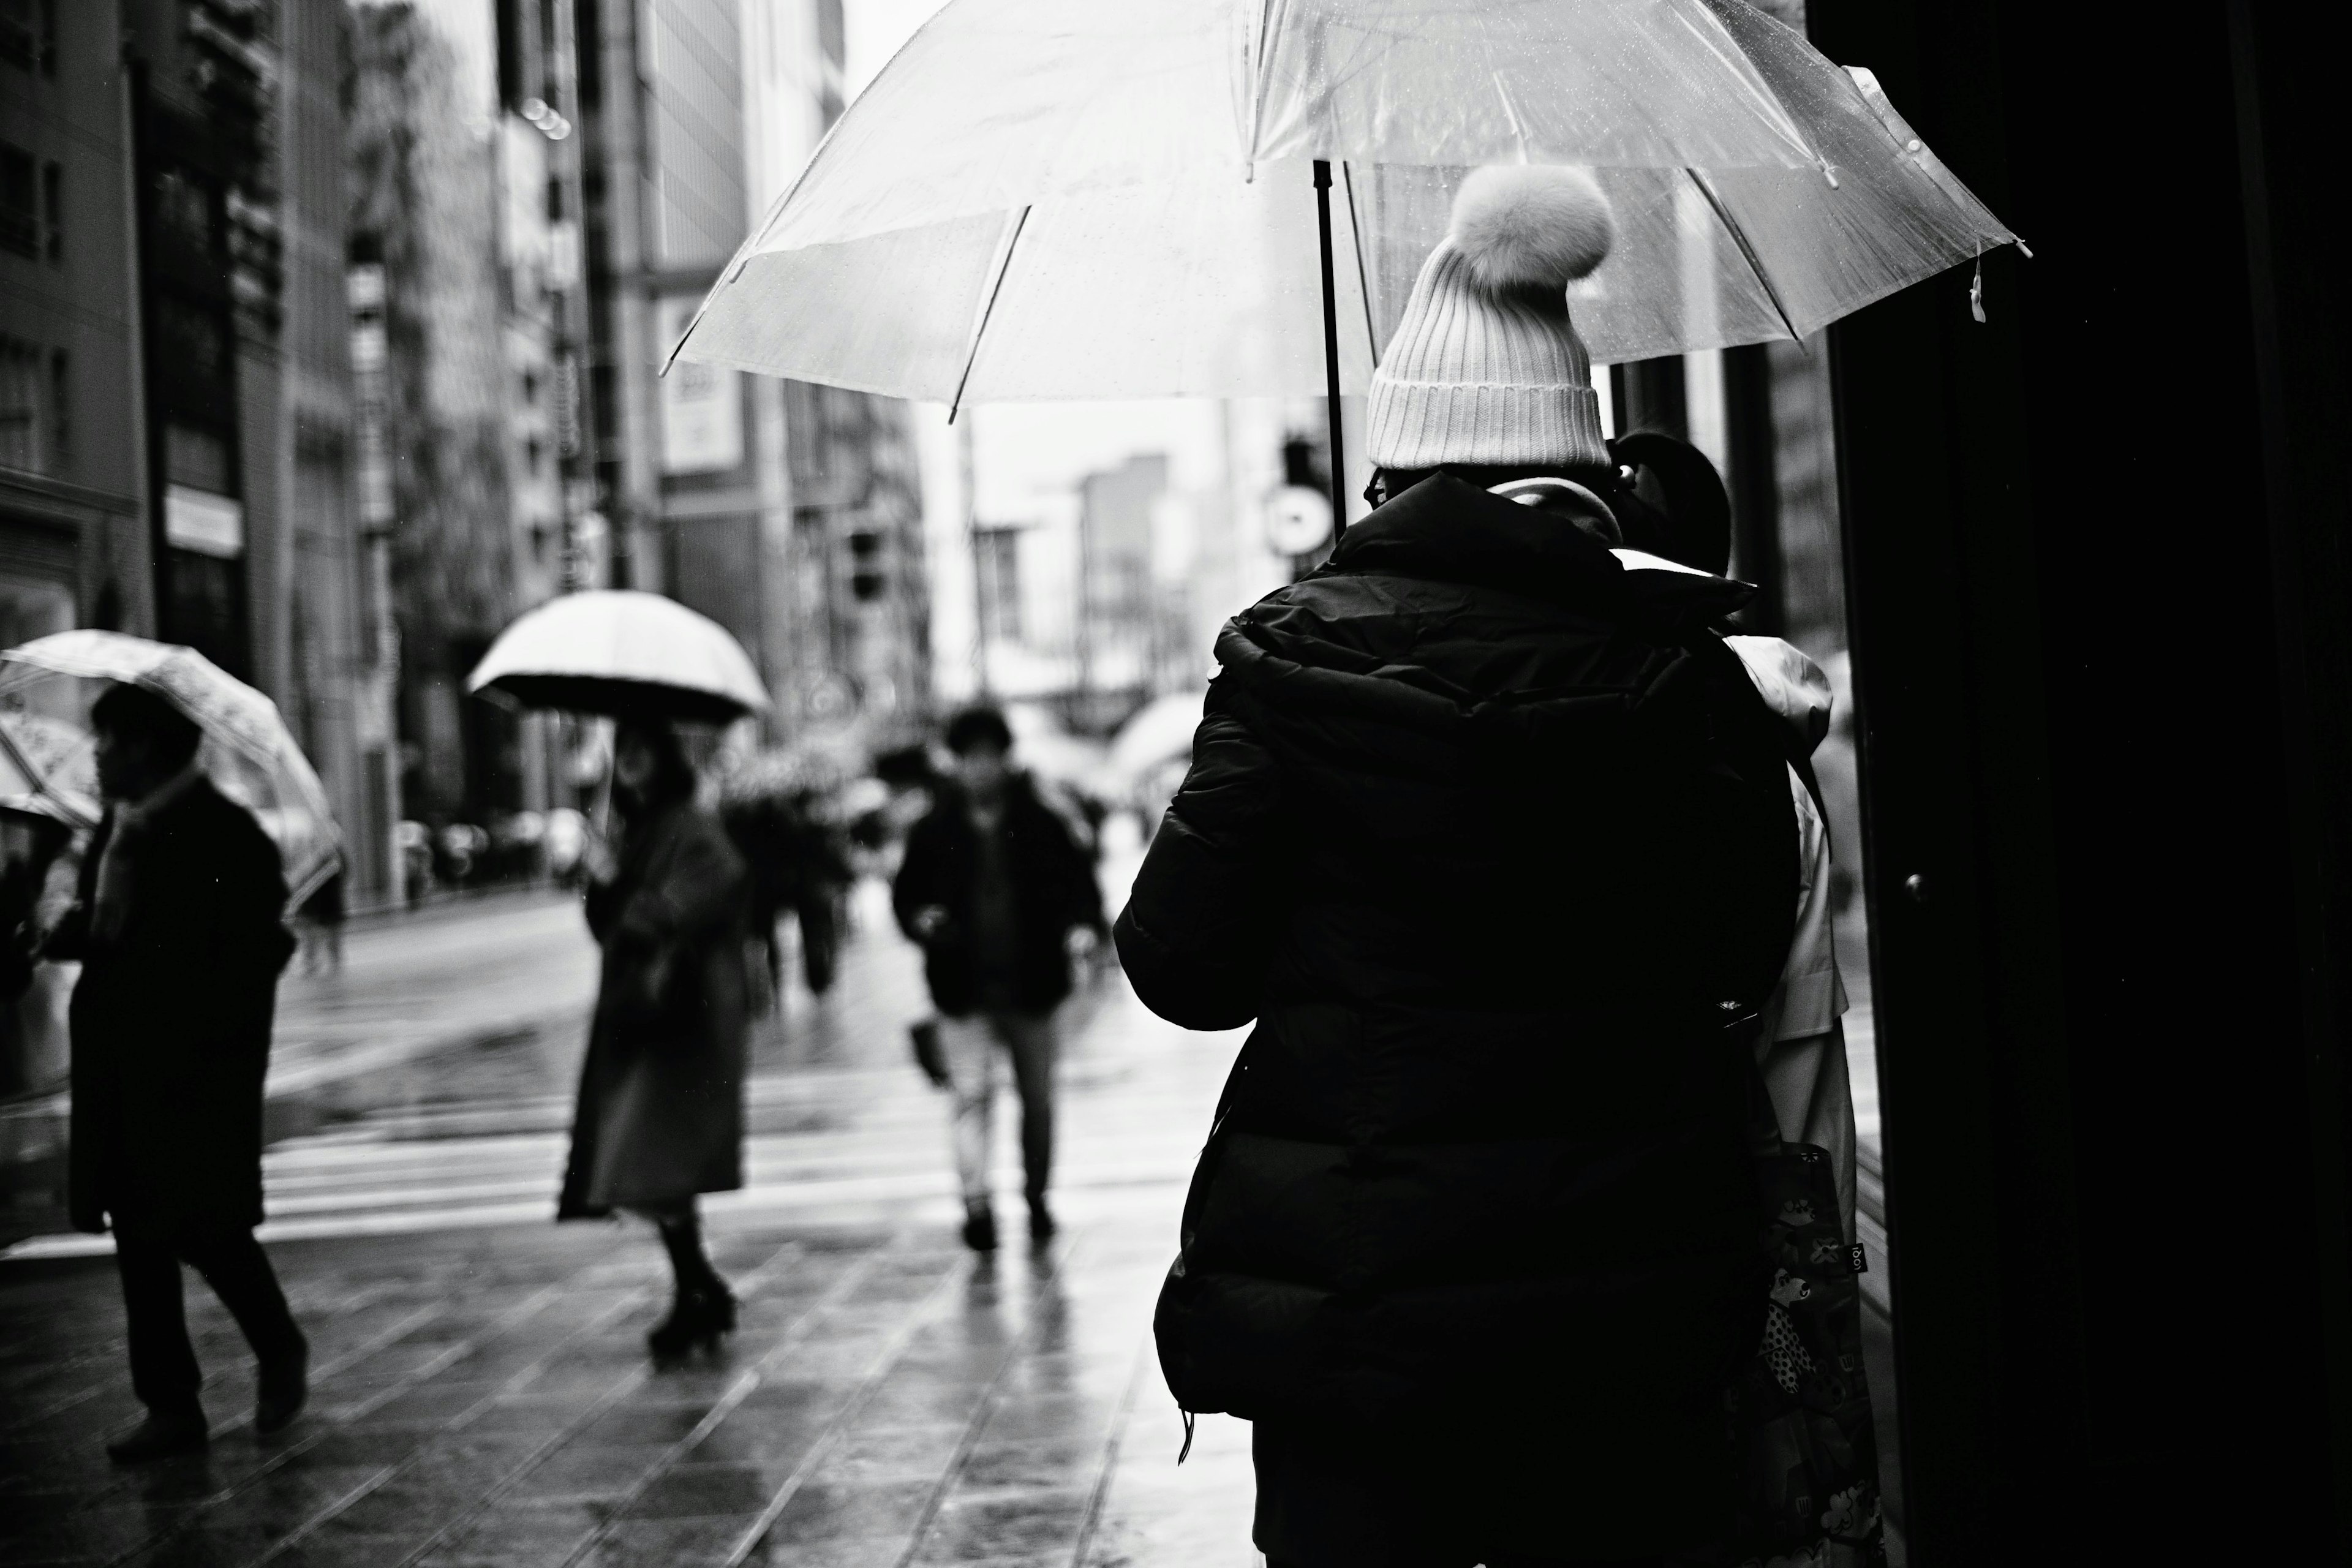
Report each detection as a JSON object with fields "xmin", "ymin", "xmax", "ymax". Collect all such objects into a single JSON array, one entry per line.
[
  {"xmin": 107, "ymin": 1411, "xmax": 208, "ymax": 1465},
  {"xmin": 960, "ymin": 1202, "xmax": 998, "ymax": 1253},
  {"xmin": 1027, "ymin": 1197, "xmax": 1057, "ymax": 1244},
  {"xmin": 647, "ymin": 1284, "xmax": 737, "ymax": 1360},
  {"xmin": 256, "ymin": 1344, "xmax": 309, "ymax": 1436}
]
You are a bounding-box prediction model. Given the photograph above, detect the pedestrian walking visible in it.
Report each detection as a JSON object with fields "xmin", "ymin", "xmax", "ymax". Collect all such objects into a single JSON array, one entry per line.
[
  {"xmin": 894, "ymin": 706, "xmax": 1103, "ymax": 1252},
  {"xmin": 1117, "ymin": 167, "xmax": 1810, "ymax": 1566},
  {"xmin": 49, "ymin": 684, "xmax": 305, "ymax": 1464},
  {"xmin": 296, "ymin": 867, "xmax": 346, "ymax": 976},
  {"xmin": 557, "ymin": 719, "xmax": 752, "ymax": 1359}
]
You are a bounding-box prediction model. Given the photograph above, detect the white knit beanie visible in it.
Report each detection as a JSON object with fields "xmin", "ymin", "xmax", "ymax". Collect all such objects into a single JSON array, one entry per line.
[{"xmin": 1366, "ymin": 166, "xmax": 1616, "ymax": 471}]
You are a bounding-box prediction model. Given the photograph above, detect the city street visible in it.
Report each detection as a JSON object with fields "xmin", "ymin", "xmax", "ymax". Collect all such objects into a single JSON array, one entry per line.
[{"xmin": 0, "ymin": 880, "xmax": 1261, "ymax": 1568}]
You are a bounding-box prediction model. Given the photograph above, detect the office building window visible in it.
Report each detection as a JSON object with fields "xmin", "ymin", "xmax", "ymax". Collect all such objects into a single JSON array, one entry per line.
[
  {"xmin": 41, "ymin": 160, "xmax": 58, "ymax": 262},
  {"xmin": 0, "ymin": 143, "xmax": 35, "ymax": 258},
  {"xmin": 0, "ymin": 0, "xmax": 53, "ymax": 74},
  {"xmin": 1, "ymin": 337, "xmax": 50, "ymax": 473},
  {"xmin": 47, "ymin": 349, "xmax": 66, "ymax": 469}
]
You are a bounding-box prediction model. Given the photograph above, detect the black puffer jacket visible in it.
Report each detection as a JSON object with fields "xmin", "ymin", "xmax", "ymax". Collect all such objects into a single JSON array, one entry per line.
[{"xmin": 1117, "ymin": 476, "xmax": 1796, "ymax": 1498}]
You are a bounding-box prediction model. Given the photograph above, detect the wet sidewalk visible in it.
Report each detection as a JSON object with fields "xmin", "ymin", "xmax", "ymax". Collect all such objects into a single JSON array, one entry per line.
[{"xmin": 0, "ymin": 1194, "xmax": 1257, "ymax": 1568}]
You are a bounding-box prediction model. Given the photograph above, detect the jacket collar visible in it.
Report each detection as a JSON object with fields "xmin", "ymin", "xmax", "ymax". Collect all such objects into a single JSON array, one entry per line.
[{"xmin": 1329, "ymin": 473, "xmax": 1755, "ymax": 623}]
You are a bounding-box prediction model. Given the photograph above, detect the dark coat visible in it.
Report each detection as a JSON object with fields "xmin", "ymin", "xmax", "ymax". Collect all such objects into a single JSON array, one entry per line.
[
  {"xmin": 893, "ymin": 775, "xmax": 1102, "ymax": 1017},
  {"xmin": 559, "ymin": 799, "xmax": 751, "ymax": 1217},
  {"xmin": 1115, "ymin": 476, "xmax": 1798, "ymax": 1557},
  {"xmin": 59, "ymin": 777, "xmax": 295, "ymax": 1239}
]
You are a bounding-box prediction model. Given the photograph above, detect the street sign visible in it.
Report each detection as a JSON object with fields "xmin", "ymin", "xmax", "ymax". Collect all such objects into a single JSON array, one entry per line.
[{"xmin": 1264, "ymin": 484, "xmax": 1333, "ymax": 557}]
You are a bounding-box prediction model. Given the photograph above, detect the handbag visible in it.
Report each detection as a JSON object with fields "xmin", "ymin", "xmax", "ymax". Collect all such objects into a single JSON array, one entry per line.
[{"xmin": 1719, "ymin": 1139, "xmax": 1887, "ymax": 1567}]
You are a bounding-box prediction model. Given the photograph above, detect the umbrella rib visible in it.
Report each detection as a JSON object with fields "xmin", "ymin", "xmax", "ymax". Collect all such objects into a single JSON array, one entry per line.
[
  {"xmin": 1340, "ymin": 160, "xmax": 1379, "ymax": 370},
  {"xmin": 1684, "ymin": 167, "xmax": 1804, "ymax": 347},
  {"xmin": 948, "ymin": 205, "xmax": 1031, "ymax": 424}
]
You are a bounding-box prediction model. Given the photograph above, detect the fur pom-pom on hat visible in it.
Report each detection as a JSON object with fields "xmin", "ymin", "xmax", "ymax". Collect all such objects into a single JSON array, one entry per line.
[{"xmin": 1450, "ymin": 165, "xmax": 1615, "ymax": 293}]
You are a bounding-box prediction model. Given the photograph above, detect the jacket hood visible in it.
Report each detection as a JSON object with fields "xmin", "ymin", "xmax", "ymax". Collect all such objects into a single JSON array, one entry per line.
[{"xmin": 1328, "ymin": 473, "xmax": 1755, "ymax": 625}]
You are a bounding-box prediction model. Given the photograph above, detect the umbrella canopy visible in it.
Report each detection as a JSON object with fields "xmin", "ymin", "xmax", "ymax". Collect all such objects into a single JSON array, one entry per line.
[
  {"xmin": 0, "ymin": 632, "xmax": 342, "ymax": 907},
  {"xmin": 0, "ymin": 710, "xmax": 99, "ymax": 828},
  {"xmin": 1109, "ymin": 690, "xmax": 1207, "ymax": 785},
  {"xmin": 467, "ymin": 591, "xmax": 771, "ymax": 724},
  {"xmin": 672, "ymin": 0, "xmax": 2018, "ymax": 403}
]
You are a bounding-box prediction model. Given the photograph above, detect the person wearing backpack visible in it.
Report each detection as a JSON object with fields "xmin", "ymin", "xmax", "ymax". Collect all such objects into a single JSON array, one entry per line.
[{"xmin": 1115, "ymin": 166, "xmax": 1806, "ymax": 1566}]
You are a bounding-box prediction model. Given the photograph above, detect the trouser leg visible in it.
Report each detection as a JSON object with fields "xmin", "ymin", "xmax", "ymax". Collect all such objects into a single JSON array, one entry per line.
[
  {"xmin": 114, "ymin": 1234, "xmax": 203, "ymax": 1420},
  {"xmin": 936, "ymin": 1014, "xmax": 998, "ymax": 1203},
  {"xmin": 181, "ymin": 1230, "xmax": 306, "ymax": 1368},
  {"xmin": 997, "ymin": 1010, "xmax": 1058, "ymax": 1204}
]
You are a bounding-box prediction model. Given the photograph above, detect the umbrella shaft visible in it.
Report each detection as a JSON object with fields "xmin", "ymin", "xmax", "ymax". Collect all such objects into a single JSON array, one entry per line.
[{"xmin": 1313, "ymin": 159, "xmax": 1348, "ymax": 542}]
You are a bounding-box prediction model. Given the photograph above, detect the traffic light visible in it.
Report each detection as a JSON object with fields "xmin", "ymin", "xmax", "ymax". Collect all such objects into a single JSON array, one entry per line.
[{"xmin": 848, "ymin": 529, "xmax": 883, "ymax": 601}]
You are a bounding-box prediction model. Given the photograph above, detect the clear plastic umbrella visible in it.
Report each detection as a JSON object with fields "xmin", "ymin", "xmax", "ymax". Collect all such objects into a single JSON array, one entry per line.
[
  {"xmin": 0, "ymin": 632, "xmax": 343, "ymax": 908},
  {"xmin": 672, "ymin": 0, "xmax": 2019, "ymax": 404}
]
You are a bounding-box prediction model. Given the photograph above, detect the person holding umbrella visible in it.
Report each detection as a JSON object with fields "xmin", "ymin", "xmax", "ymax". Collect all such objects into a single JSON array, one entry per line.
[
  {"xmin": 1119, "ymin": 167, "xmax": 1805, "ymax": 1566},
  {"xmin": 556, "ymin": 718, "xmax": 752, "ymax": 1358},
  {"xmin": 467, "ymin": 590, "xmax": 768, "ymax": 1358},
  {"xmin": 48, "ymin": 684, "xmax": 305, "ymax": 1463}
]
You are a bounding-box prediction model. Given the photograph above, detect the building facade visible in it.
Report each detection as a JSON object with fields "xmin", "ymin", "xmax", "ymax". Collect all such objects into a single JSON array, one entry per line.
[{"xmin": 576, "ymin": 0, "xmax": 927, "ymax": 750}]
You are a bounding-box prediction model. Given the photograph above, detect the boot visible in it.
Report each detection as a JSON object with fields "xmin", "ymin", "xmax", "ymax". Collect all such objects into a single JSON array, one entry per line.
[
  {"xmin": 107, "ymin": 1408, "xmax": 208, "ymax": 1465},
  {"xmin": 648, "ymin": 1215, "xmax": 735, "ymax": 1359},
  {"xmin": 1027, "ymin": 1193, "xmax": 1057, "ymax": 1244},
  {"xmin": 255, "ymin": 1342, "xmax": 309, "ymax": 1436},
  {"xmin": 646, "ymin": 1283, "xmax": 737, "ymax": 1359},
  {"xmin": 961, "ymin": 1199, "xmax": 998, "ymax": 1253}
]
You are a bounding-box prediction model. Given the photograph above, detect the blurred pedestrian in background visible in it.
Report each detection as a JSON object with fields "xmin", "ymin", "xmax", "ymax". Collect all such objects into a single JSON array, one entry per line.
[
  {"xmin": 894, "ymin": 705, "xmax": 1102, "ymax": 1252},
  {"xmin": 558, "ymin": 719, "xmax": 752, "ymax": 1359},
  {"xmin": 1120, "ymin": 167, "xmax": 1805, "ymax": 1566},
  {"xmin": 295, "ymin": 867, "xmax": 346, "ymax": 977},
  {"xmin": 722, "ymin": 759, "xmax": 854, "ymax": 1008},
  {"xmin": 49, "ymin": 685, "xmax": 304, "ymax": 1463}
]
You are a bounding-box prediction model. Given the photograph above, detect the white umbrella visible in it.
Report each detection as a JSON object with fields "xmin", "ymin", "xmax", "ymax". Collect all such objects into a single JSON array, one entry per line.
[
  {"xmin": 672, "ymin": 0, "xmax": 2018, "ymax": 409},
  {"xmin": 0, "ymin": 632, "xmax": 342, "ymax": 908},
  {"xmin": 467, "ymin": 591, "xmax": 771, "ymax": 724},
  {"xmin": 1110, "ymin": 690, "xmax": 1208, "ymax": 785}
]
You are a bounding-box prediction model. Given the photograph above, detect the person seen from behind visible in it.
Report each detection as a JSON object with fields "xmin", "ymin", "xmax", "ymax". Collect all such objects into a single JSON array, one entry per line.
[
  {"xmin": 894, "ymin": 705, "xmax": 1103, "ymax": 1252},
  {"xmin": 51, "ymin": 684, "xmax": 305, "ymax": 1464},
  {"xmin": 558, "ymin": 719, "xmax": 752, "ymax": 1359},
  {"xmin": 1117, "ymin": 165, "xmax": 1811, "ymax": 1566}
]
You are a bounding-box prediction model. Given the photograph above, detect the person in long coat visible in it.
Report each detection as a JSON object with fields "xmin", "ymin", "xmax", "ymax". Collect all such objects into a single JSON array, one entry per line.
[
  {"xmin": 1115, "ymin": 166, "xmax": 1803, "ymax": 1566},
  {"xmin": 558, "ymin": 718, "xmax": 750, "ymax": 1358},
  {"xmin": 51, "ymin": 684, "xmax": 303, "ymax": 1463}
]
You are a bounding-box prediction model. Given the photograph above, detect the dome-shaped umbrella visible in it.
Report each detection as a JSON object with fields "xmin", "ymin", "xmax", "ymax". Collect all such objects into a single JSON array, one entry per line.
[
  {"xmin": 1109, "ymin": 690, "xmax": 1207, "ymax": 786},
  {"xmin": 467, "ymin": 590, "xmax": 770, "ymax": 723},
  {"xmin": 0, "ymin": 709, "xmax": 99, "ymax": 828},
  {"xmin": 0, "ymin": 632, "xmax": 342, "ymax": 908}
]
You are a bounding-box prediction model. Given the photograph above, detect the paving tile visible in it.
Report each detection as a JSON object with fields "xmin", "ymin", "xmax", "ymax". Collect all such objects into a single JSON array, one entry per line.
[
  {"xmin": 737, "ymin": 1529, "xmax": 920, "ymax": 1567},
  {"xmin": 685, "ymin": 1409, "xmax": 829, "ymax": 1467},
  {"xmin": 579, "ymin": 1514, "xmax": 755, "ymax": 1566},
  {"xmin": 974, "ymin": 1393, "xmax": 1125, "ymax": 1446},
  {"xmin": 506, "ymin": 1441, "xmax": 673, "ymax": 1501},
  {"xmin": 571, "ymin": 1401, "xmax": 718, "ymax": 1447},
  {"xmin": 911, "ymin": 1490, "xmax": 1093, "ymax": 1562},
  {"xmin": 820, "ymin": 1422, "xmax": 968, "ymax": 1482},
  {"xmin": 619, "ymin": 1458, "xmax": 784, "ymax": 1519},
  {"xmin": 763, "ymin": 1477, "xmax": 939, "ymax": 1544},
  {"xmin": 954, "ymin": 1437, "xmax": 1103, "ymax": 1493},
  {"xmin": 412, "ymin": 1499, "xmax": 608, "ymax": 1567}
]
